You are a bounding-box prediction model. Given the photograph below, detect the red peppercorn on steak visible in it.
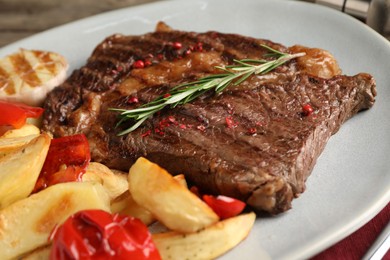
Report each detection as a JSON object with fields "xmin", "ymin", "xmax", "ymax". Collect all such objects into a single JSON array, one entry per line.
[{"xmin": 42, "ymin": 23, "xmax": 376, "ymax": 214}]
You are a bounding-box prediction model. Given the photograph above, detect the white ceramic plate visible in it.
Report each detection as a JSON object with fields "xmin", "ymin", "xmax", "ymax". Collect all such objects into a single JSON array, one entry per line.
[{"xmin": 1, "ymin": 0, "xmax": 389, "ymax": 259}]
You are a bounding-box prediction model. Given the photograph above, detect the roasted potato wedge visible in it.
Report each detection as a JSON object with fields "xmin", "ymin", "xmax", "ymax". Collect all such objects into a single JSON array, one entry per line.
[
  {"xmin": 111, "ymin": 174, "xmax": 188, "ymax": 226},
  {"xmin": 20, "ymin": 245, "xmax": 51, "ymax": 260},
  {"xmin": 173, "ymin": 174, "xmax": 187, "ymax": 188},
  {"xmin": 153, "ymin": 212, "xmax": 256, "ymax": 260},
  {"xmin": 110, "ymin": 168, "xmax": 127, "ymax": 176},
  {"xmin": 82, "ymin": 162, "xmax": 128, "ymax": 200},
  {"xmin": 111, "ymin": 191, "xmax": 155, "ymax": 226},
  {"xmin": 128, "ymin": 157, "xmax": 219, "ymax": 233},
  {"xmin": 0, "ymin": 124, "xmax": 40, "ymax": 139},
  {"xmin": 0, "ymin": 182, "xmax": 110, "ymax": 259},
  {"xmin": 0, "ymin": 134, "xmax": 39, "ymax": 158},
  {"xmin": 0, "ymin": 134, "xmax": 50, "ymax": 209}
]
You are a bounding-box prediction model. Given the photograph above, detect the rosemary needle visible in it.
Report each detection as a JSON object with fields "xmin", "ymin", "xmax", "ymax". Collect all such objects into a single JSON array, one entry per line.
[{"xmin": 110, "ymin": 44, "xmax": 305, "ymax": 136}]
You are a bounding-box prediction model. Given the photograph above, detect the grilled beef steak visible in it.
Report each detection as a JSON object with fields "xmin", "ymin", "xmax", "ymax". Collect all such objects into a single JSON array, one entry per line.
[{"xmin": 42, "ymin": 23, "xmax": 376, "ymax": 214}]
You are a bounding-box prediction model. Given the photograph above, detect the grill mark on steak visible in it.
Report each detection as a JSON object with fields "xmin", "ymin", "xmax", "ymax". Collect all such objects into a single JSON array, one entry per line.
[{"xmin": 42, "ymin": 23, "xmax": 376, "ymax": 214}]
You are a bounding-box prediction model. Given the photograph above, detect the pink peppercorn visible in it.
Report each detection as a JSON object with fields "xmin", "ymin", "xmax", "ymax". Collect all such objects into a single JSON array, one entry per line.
[
  {"xmin": 302, "ymin": 104, "xmax": 314, "ymax": 116},
  {"xmin": 172, "ymin": 42, "xmax": 182, "ymax": 49},
  {"xmin": 133, "ymin": 60, "xmax": 145, "ymax": 69}
]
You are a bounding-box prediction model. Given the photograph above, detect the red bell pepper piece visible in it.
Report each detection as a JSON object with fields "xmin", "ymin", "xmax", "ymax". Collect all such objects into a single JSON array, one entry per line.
[
  {"xmin": 202, "ymin": 195, "xmax": 246, "ymax": 219},
  {"xmin": 33, "ymin": 134, "xmax": 90, "ymax": 193},
  {"xmin": 49, "ymin": 210, "xmax": 161, "ymax": 260},
  {"xmin": 0, "ymin": 100, "xmax": 44, "ymax": 128}
]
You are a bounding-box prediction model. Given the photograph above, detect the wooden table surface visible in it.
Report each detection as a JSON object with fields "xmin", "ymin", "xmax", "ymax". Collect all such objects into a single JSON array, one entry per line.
[{"xmin": 0, "ymin": 0, "xmax": 161, "ymax": 48}]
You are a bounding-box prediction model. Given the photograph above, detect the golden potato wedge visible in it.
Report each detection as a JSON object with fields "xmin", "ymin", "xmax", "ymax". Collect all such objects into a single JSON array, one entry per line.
[
  {"xmin": 128, "ymin": 157, "xmax": 219, "ymax": 233},
  {"xmin": 0, "ymin": 182, "xmax": 110, "ymax": 259},
  {"xmin": 111, "ymin": 174, "xmax": 188, "ymax": 226},
  {"xmin": 110, "ymin": 192, "xmax": 129, "ymax": 213},
  {"xmin": 110, "ymin": 168, "xmax": 127, "ymax": 176},
  {"xmin": 153, "ymin": 212, "xmax": 256, "ymax": 260},
  {"xmin": 20, "ymin": 245, "xmax": 51, "ymax": 260},
  {"xmin": 0, "ymin": 124, "xmax": 40, "ymax": 139},
  {"xmin": 0, "ymin": 134, "xmax": 39, "ymax": 158},
  {"xmin": 111, "ymin": 191, "xmax": 155, "ymax": 226},
  {"xmin": 173, "ymin": 174, "xmax": 187, "ymax": 188},
  {"xmin": 82, "ymin": 162, "xmax": 128, "ymax": 200},
  {"xmin": 0, "ymin": 134, "xmax": 50, "ymax": 209}
]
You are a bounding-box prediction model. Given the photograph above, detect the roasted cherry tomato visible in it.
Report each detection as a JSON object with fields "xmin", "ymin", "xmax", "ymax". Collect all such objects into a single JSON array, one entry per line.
[
  {"xmin": 49, "ymin": 210, "xmax": 161, "ymax": 260},
  {"xmin": 202, "ymin": 195, "xmax": 246, "ymax": 219},
  {"xmin": 0, "ymin": 100, "xmax": 44, "ymax": 128},
  {"xmin": 33, "ymin": 134, "xmax": 90, "ymax": 192}
]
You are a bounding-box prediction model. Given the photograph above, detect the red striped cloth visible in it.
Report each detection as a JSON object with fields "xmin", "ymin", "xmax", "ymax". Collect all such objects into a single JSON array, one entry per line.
[{"xmin": 312, "ymin": 203, "xmax": 390, "ymax": 260}]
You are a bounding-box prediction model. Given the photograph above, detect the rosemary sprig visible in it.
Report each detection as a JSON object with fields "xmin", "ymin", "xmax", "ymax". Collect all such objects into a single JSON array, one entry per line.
[{"xmin": 110, "ymin": 44, "xmax": 305, "ymax": 135}]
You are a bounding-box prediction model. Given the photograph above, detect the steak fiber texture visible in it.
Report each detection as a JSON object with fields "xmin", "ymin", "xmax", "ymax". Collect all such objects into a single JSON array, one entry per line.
[{"xmin": 42, "ymin": 23, "xmax": 376, "ymax": 214}]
